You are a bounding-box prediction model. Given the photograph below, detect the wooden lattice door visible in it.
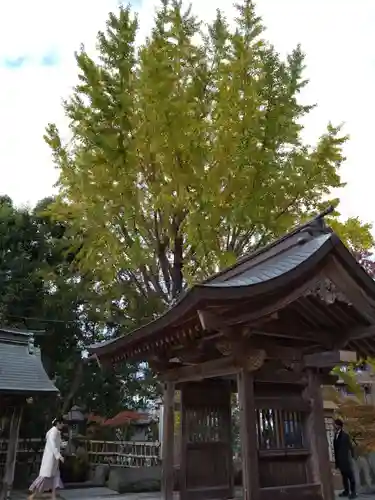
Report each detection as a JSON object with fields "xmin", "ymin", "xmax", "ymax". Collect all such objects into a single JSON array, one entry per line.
[{"xmin": 180, "ymin": 380, "xmax": 233, "ymax": 500}]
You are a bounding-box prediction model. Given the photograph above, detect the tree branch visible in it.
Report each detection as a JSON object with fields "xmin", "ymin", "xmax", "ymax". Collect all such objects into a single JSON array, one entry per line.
[
  {"xmin": 171, "ymin": 214, "xmax": 184, "ymax": 298},
  {"xmin": 153, "ymin": 210, "xmax": 172, "ymax": 294}
]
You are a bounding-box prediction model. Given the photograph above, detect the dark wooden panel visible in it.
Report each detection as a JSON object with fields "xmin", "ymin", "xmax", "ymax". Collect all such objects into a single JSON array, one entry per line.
[
  {"xmin": 254, "ymin": 384, "xmax": 303, "ymax": 397},
  {"xmin": 259, "ymin": 455, "xmax": 308, "ymax": 488},
  {"xmin": 254, "ymin": 371, "xmax": 307, "ymax": 385},
  {"xmin": 185, "ymin": 442, "xmax": 231, "ymax": 490},
  {"xmin": 260, "ymin": 483, "xmax": 323, "ymax": 500},
  {"xmin": 181, "ymin": 380, "xmax": 232, "ymax": 407},
  {"xmin": 180, "ymin": 380, "xmax": 233, "ymax": 500},
  {"xmin": 183, "ymin": 485, "xmax": 232, "ymax": 500}
]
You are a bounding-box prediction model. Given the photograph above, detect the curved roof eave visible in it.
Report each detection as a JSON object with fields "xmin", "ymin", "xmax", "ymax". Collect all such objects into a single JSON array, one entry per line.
[
  {"xmin": 333, "ymin": 239, "xmax": 375, "ymax": 299},
  {"xmin": 88, "ymin": 233, "xmax": 337, "ymax": 359}
]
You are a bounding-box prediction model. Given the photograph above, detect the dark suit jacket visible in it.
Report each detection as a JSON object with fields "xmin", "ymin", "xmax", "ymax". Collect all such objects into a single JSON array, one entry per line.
[{"xmin": 333, "ymin": 429, "xmax": 354, "ymax": 472}]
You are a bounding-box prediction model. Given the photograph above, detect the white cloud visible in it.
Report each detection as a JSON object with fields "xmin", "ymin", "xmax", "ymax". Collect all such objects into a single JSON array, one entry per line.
[
  {"xmin": 0, "ymin": 0, "xmax": 373, "ymax": 229},
  {"xmin": 0, "ymin": 0, "xmax": 124, "ymax": 206}
]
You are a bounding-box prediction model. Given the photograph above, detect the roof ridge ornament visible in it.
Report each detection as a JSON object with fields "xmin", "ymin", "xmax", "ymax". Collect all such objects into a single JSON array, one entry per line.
[
  {"xmin": 297, "ymin": 207, "xmax": 334, "ymax": 244},
  {"xmin": 28, "ymin": 334, "xmax": 35, "ymax": 354},
  {"xmin": 299, "ymin": 205, "xmax": 334, "ymax": 236}
]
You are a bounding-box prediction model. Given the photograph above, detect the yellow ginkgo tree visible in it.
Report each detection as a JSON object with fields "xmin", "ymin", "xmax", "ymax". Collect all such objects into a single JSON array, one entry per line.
[{"xmin": 45, "ymin": 0, "xmax": 373, "ymax": 313}]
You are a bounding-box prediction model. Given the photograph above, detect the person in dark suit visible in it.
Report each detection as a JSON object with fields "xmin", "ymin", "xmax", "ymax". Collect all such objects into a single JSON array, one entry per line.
[{"xmin": 333, "ymin": 418, "xmax": 357, "ymax": 499}]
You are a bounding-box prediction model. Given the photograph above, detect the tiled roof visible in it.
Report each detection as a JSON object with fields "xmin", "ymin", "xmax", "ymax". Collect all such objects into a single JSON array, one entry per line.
[
  {"xmin": 103, "ymin": 410, "xmax": 150, "ymax": 427},
  {"xmin": 89, "ymin": 207, "xmax": 375, "ymax": 361},
  {"xmin": 87, "ymin": 411, "xmax": 152, "ymax": 427},
  {"xmin": 0, "ymin": 329, "xmax": 58, "ymax": 394},
  {"xmin": 88, "ymin": 214, "xmax": 336, "ymax": 357},
  {"xmin": 206, "ymin": 234, "xmax": 331, "ymax": 288}
]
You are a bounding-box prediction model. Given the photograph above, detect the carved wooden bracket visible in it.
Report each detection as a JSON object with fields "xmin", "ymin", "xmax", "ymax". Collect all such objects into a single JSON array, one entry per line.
[
  {"xmin": 243, "ymin": 349, "xmax": 266, "ymax": 372},
  {"xmin": 304, "ymin": 278, "xmax": 352, "ymax": 305},
  {"xmin": 215, "ymin": 340, "xmax": 233, "ymax": 356}
]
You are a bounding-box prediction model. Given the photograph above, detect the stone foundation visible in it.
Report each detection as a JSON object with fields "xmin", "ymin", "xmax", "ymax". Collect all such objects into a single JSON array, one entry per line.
[{"xmin": 108, "ymin": 465, "xmax": 161, "ymax": 494}]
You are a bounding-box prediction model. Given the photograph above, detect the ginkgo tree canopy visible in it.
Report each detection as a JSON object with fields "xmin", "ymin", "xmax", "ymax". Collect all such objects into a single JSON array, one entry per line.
[{"xmin": 45, "ymin": 0, "xmax": 373, "ymax": 311}]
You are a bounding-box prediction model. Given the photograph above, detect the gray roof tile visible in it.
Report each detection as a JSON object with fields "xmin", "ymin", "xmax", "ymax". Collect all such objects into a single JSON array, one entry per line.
[
  {"xmin": 0, "ymin": 332, "xmax": 58, "ymax": 394},
  {"xmin": 206, "ymin": 234, "xmax": 331, "ymax": 288}
]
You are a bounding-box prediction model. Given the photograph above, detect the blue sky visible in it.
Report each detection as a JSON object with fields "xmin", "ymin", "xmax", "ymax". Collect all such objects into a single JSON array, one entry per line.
[
  {"xmin": 3, "ymin": 56, "xmax": 29, "ymax": 69},
  {"xmin": 2, "ymin": 51, "xmax": 60, "ymax": 69},
  {"xmin": 0, "ymin": 0, "xmax": 374, "ymax": 232}
]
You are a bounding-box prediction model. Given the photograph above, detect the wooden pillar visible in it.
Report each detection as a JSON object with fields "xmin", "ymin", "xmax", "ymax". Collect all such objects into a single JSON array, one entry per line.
[
  {"xmin": 173, "ymin": 391, "xmax": 181, "ymax": 468},
  {"xmin": 237, "ymin": 369, "xmax": 260, "ymax": 500},
  {"xmin": 304, "ymin": 369, "xmax": 334, "ymax": 500},
  {"xmin": 161, "ymin": 382, "xmax": 175, "ymax": 500},
  {"xmin": 0, "ymin": 405, "xmax": 23, "ymax": 500}
]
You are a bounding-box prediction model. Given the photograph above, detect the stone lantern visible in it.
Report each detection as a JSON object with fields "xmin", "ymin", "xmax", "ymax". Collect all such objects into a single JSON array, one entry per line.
[{"xmin": 65, "ymin": 405, "xmax": 85, "ymax": 451}]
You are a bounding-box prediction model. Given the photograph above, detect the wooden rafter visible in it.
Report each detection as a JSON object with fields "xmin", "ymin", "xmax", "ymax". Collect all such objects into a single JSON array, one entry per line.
[{"xmin": 326, "ymin": 257, "xmax": 375, "ymax": 324}]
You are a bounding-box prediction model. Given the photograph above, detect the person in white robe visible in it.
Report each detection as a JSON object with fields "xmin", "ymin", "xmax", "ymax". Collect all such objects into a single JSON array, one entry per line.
[{"xmin": 28, "ymin": 417, "xmax": 65, "ymax": 500}]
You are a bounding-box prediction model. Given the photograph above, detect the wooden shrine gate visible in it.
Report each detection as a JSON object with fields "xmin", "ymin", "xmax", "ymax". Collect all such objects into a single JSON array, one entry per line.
[
  {"xmin": 180, "ymin": 380, "xmax": 232, "ymax": 500},
  {"xmin": 172, "ymin": 360, "xmax": 331, "ymax": 500},
  {"xmin": 251, "ymin": 366, "xmax": 328, "ymax": 500},
  {"xmin": 89, "ymin": 212, "xmax": 375, "ymax": 500}
]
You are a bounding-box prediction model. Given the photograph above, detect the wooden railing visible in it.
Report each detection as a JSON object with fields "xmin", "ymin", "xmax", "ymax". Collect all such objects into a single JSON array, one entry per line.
[
  {"xmin": 0, "ymin": 438, "xmax": 161, "ymax": 476},
  {"xmin": 86, "ymin": 440, "xmax": 160, "ymax": 467},
  {"xmin": 0, "ymin": 438, "xmax": 44, "ymax": 480},
  {"xmin": 2, "ymin": 418, "xmax": 335, "ymax": 474}
]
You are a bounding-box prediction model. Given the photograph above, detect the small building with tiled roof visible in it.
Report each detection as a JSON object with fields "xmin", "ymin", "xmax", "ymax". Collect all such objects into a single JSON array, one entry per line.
[
  {"xmin": 0, "ymin": 328, "xmax": 58, "ymax": 395},
  {"xmin": 0, "ymin": 328, "xmax": 58, "ymax": 500}
]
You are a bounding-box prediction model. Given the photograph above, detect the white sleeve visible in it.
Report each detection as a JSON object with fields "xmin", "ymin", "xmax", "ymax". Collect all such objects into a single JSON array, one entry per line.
[{"xmin": 47, "ymin": 428, "xmax": 62, "ymax": 460}]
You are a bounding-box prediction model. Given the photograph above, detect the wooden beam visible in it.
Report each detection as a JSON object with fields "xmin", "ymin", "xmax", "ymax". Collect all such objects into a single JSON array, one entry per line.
[
  {"xmin": 260, "ymin": 484, "xmax": 322, "ymax": 500},
  {"xmin": 344, "ymin": 324, "xmax": 375, "ymax": 341},
  {"xmin": 255, "ymin": 369, "xmax": 307, "ymax": 385},
  {"xmin": 197, "ymin": 309, "xmax": 238, "ymax": 339},
  {"xmin": 253, "ymin": 327, "xmax": 330, "ymax": 345},
  {"xmin": 251, "ymin": 313, "xmax": 334, "ymax": 346},
  {"xmin": 0, "ymin": 405, "xmax": 23, "ymax": 500},
  {"xmin": 161, "ymin": 382, "xmax": 174, "ymax": 500},
  {"xmin": 303, "ymin": 370, "xmax": 335, "ymax": 500},
  {"xmin": 159, "ymin": 356, "xmax": 238, "ymax": 383},
  {"xmin": 197, "ymin": 290, "xmax": 332, "ymax": 348},
  {"xmin": 238, "ymin": 369, "xmax": 260, "ymax": 500},
  {"xmin": 149, "ymin": 359, "xmax": 181, "ymax": 373},
  {"xmin": 262, "ymin": 343, "xmax": 303, "ymax": 360},
  {"xmin": 333, "ymin": 325, "xmax": 375, "ymax": 350},
  {"xmin": 159, "ymin": 349, "xmax": 266, "ymax": 383},
  {"xmin": 304, "ymin": 350, "xmax": 357, "ymax": 368},
  {"xmin": 254, "ymin": 358, "xmax": 304, "ymax": 383},
  {"xmin": 225, "ymin": 275, "xmax": 322, "ymax": 327},
  {"xmin": 320, "ymin": 374, "xmax": 339, "ymax": 386},
  {"xmin": 197, "ymin": 309, "xmax": 223, "ymax": 331},
  {"xmin": 255, "ymin": 396, "xmax": 310, "ymax": 412}
]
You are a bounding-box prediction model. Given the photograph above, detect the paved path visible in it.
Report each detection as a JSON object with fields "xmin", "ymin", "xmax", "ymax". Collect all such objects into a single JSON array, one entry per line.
[
  {"xmin": 60, "ymin": 489, "xmax": 375, "ymax": 500},
  {"xmin": 12, "ymin": 488, "xmax": 375, "ymax": 499}
]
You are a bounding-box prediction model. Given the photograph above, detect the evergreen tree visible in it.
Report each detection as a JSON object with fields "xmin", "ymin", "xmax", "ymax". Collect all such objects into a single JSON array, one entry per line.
[{"xmin": 0, "ymin": 196, "xmax": 157, "ymax": 428}]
